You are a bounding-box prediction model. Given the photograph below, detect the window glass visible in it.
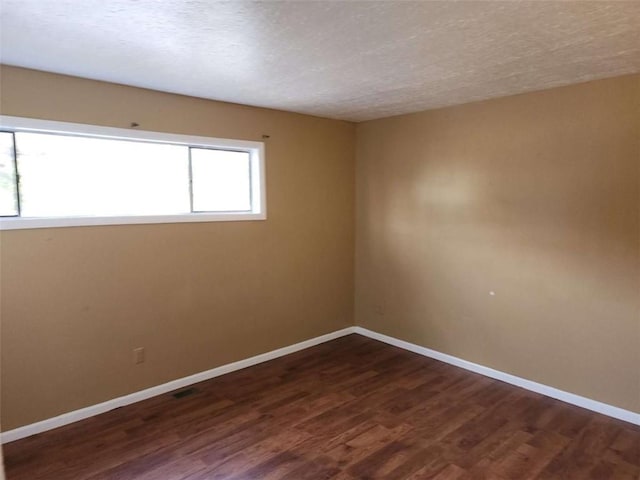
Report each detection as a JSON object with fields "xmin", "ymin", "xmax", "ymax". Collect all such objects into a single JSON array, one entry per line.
[
  {"xmin": 15, "ymin": 132, "xmax": 191, "ymax": 217},
  {"xmin": 191, "ymin": 148, "xmax": 252, "ymax": 212}
]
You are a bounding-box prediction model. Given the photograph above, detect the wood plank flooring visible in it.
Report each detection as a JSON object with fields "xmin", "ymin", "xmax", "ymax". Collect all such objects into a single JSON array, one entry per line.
[{"xmin": 3, "ymin": 334, "xmax": 639, "ymax": 479}]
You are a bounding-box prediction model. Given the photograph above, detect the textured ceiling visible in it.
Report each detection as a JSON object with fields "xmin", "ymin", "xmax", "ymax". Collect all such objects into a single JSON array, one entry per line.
[{"xmin": 1, "ymin": 1, "xmax": 639, "ymax": 122}]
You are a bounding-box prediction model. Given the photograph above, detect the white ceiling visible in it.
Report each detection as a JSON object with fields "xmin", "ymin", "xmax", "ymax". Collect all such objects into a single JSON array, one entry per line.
[{"xmin": 1, "ymin": 1, "xmax": 639, "ymax": 122}]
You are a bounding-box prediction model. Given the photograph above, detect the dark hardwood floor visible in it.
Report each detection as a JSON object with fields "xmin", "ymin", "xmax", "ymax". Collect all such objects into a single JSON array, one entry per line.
[{"xmin": 3, "ymin": 334, "xmax": 639, "ymax": 479}]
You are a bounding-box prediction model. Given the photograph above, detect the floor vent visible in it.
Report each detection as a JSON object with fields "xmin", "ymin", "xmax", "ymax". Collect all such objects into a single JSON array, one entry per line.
[{"xmin": 172, "ymin": 387, "xmax": 198, "ymax": 399}]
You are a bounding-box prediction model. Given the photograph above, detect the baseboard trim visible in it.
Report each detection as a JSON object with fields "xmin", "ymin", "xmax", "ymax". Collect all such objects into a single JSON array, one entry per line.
[
  {"xmin": 3, "ymin": 324, "xmax": 637, "ymax": 443},
  {"xmin": 0, "ymin": 326, "xmax": 357, "ymax": 444},
  {"xmin": 353, "ymin": 326, "xmax": 640, "ymax": 426}
]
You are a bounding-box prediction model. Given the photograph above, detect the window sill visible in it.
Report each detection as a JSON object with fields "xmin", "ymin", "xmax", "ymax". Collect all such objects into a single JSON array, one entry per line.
[{"xmin": 0, "ymin": 212, "xmax": 267, "ymax": 231}]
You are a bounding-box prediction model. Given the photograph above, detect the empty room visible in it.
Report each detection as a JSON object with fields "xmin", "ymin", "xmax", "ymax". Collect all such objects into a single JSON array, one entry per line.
[{"xmin": 0, "ymin": 1, "xmax": 638, "ymax": 479}]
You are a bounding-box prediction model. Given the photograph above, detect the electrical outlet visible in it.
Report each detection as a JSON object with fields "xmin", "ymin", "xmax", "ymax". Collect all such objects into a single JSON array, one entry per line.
[{"xmin": 133, "ymin": 347, "xmax": 145, "ymax": 364}]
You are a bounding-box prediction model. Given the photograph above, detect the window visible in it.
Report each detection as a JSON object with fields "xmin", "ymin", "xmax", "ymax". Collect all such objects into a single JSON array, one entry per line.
[{"xmin": 0, "ymin": 116, "xmax": 265, "ymax": 230}]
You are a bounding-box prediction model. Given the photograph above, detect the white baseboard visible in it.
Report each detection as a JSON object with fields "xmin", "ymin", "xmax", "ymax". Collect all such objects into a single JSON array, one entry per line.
[
  {"xmin": 0, "ymin": 327, "xmax": 357, "ymax": 444},
  {"xmin": 3, "ymin": 324, "xmax": 637, "ymax": 444},
  {"xmin": 353, "ymin": 326, "xmax": 640, "ymax": 426}
]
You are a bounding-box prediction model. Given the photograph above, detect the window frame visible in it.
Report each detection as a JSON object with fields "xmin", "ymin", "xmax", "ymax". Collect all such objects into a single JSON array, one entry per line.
[{"xmin": 0, "ymin": 116, "xmax": 266, "ymax": 230}]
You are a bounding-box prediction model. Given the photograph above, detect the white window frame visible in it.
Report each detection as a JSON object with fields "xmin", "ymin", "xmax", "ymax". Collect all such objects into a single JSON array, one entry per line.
[{"xmin": 0, "ymin": 116, "xmax": 266, "ymax": 230}]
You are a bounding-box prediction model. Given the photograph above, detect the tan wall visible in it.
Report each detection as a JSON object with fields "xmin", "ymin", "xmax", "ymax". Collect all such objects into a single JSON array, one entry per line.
[
  {"xmin": 0, "ymin": 66, "xmax": 356, "ymax": 430},
  {"xmin": 356, "ymin": 75, "xmax": 640, "ymax": 412},
  {"xmin": 1, "ymin": 66, "xmax": 638, "ymax": 433}
]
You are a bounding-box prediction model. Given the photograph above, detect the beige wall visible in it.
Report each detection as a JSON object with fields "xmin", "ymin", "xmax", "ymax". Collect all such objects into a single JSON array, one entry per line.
[
  {"xmin": 0, "ymin": 66, "xmax": 355, "ymax": 430},
  {"xmin": 1, "ymin": 66, "xmax": 638, "ymax": 433},
  {"xmin": 356, "ymin": 75, "xmax": 640, "ymax": 412}
]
